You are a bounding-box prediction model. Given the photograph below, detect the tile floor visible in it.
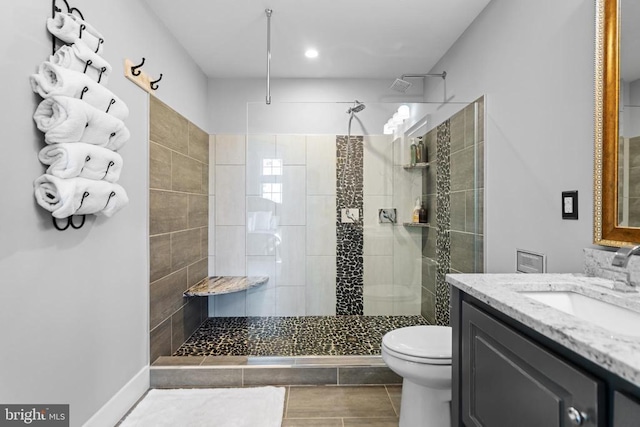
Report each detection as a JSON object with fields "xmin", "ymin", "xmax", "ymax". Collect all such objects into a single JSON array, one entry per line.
[
  {"xmin": 174, "ymin": 315, "xmax": 429, "ymax": 357},
  {"xmin": 282, "ymin": 385, "xmax": 401, "ymax": 427},
  {"xmin": 119, "ymin": 385, "xmax": 402, "ymax": 427}
]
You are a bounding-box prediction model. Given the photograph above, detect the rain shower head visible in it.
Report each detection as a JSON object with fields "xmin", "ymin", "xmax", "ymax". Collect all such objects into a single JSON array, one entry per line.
[
  {"xmin": 389, "ymin": 72, "xmax": 447, "ymax": 93},
  {"xmin": 389, "ymin": 78, "xmax": 412, "ymax": 93},
  {"xmin": 347, "ymin": 100, "xmax": 366, "ymax": 114}
]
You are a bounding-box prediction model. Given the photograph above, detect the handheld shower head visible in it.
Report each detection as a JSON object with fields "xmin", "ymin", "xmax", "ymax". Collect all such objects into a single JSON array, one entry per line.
[{"xmin": 347, "ymin": 100, "xmax": 366, "ymax": 114}]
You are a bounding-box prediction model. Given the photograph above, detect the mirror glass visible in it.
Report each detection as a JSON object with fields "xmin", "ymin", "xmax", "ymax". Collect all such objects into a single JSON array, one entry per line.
[{"xmin": 618, "ymin": 0, "xmax": 640, "ymax": 227}]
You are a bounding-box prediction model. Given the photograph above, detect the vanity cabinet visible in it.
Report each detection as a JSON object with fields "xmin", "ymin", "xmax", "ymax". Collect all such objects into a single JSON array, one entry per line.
[
  {"xmin": 459, "ymin": 301, "xmax": 603, "ymax": 426},
  {"xmin": 451, "ymin": 288, "xmax": 640, "ymax": 427}
]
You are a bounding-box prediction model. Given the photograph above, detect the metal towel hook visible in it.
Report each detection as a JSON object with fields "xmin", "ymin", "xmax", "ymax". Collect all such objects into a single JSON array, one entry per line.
[
  {"xmin": 51, "ymin": 0, "xmax": 86, "ymax": 54},
  {"xmin": 83, "ymin": 59, "xmax": 92, "ymax": 74},
  {"xmin": 106, "ymin": 99, "xmax": 116, "ymax": 113},
  {"xmin": 52, "ymin": 215, "xmax": 86, "ymax": 231},
  {"xmin": 150, "ymin": 74, "xmax": 163, "ymax": 91},
  {"xmin": 131, "ymin": 58, "xmax": 145, "ymax": 76}
]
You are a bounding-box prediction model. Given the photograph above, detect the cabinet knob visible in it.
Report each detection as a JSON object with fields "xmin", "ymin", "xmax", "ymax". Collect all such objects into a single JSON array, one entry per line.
[{"xmin": 567, "ymin": 407, "xmax": 588, "ymax": 425}]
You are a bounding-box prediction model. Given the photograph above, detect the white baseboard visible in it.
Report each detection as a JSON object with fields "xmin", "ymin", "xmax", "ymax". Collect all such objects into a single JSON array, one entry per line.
[{"xmin": 83, "ymin": 366, "xmax": 149, "ymax": 427}]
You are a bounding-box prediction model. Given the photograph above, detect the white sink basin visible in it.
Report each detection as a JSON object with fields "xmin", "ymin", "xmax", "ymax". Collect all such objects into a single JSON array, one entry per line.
[{"xmin": 519, "ymin": 291, "xmax": 640, "ymax": 338}]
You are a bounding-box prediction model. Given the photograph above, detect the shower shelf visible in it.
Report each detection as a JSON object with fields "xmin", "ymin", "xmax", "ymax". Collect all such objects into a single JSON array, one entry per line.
[
  {"xmin": 184, "ymin": 276, "xmax": 269, "ymax": 297},
  {"xmin": 403, "ymin": 222, "xmax": 431, "ymax": 228},
  {"xmin": 403, "ymin": 162, "xmax": 430, "ymax": 169}
]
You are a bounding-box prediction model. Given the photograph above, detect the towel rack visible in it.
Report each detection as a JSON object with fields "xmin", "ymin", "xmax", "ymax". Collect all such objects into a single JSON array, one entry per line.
[{"xmin": 51, "ymin": 0, "xmax": 94, "ymax": 55}]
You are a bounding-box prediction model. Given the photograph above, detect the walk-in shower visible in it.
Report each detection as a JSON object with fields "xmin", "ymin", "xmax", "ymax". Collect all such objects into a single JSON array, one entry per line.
[{"xmin": 169, "ymin": 98, "xmax": 485, "ymax": 359}]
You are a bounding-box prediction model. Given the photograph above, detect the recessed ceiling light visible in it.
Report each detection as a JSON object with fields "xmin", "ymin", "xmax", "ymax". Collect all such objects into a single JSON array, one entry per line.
[{"xmin": 305, "ymin": 49, "xmax": 319, "ymax": 59}]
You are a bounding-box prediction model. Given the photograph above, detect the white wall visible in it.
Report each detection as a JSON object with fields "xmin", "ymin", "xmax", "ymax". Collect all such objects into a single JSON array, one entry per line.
[
  {"xmin": 424, "ymin": 0, "xmax": 595, "ymax": 273},
  {"xmin": 208, "ymin": 78, "xmax": 425, "ymax": 134},
  {"xmin": 0, "ymin": 1, "xmax": 208, "ymax": 425}
]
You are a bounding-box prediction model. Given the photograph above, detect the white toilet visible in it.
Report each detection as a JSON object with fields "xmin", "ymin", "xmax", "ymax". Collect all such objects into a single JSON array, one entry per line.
[{"xmin": 381, "ymin": 325, "xmax": 452, "ymax": 427}]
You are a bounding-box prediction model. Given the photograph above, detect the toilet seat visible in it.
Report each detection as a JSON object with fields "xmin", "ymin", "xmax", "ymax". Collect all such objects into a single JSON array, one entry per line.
[
  {"xmin": 382, "ymin": 326, "xmax": 452, "ymax": 363},
  {"xmin": 382, "ymin": 344, "xmax": 451, "ymax": 365}
]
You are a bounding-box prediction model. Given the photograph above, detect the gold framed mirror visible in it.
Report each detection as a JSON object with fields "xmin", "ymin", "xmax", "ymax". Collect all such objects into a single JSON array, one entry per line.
[{"xmin": 594, "ymin": 0, "xmax": 640, "ymax": 246}]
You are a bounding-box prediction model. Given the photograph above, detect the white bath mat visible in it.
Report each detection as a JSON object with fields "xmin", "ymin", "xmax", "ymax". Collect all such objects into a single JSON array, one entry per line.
[{"xmin": 120, "ymin": 386, "xmax": 285, "ymax": 427}]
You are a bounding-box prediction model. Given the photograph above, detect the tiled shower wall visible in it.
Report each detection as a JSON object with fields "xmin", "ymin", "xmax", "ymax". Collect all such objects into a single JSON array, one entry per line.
[
  {"xmin": 208, "ymin": 134, "xmax": 421, "ymax": 316},
  {"xmin": 421, "ymin": 97, "xmax": 485, "ymax": 325},
  {"xmin": 149, "ymin": 96, "xmax": 209, "ymax": 362}
]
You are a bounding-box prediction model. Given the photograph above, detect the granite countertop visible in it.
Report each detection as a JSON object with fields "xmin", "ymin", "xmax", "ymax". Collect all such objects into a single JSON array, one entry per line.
[
  {"xmin": 184, "ymin": 276, "xmax": 269, "ymax": 296},
  {"xmin": 446, "ymin": 273, "xmax": 640, "ymax": 388}
]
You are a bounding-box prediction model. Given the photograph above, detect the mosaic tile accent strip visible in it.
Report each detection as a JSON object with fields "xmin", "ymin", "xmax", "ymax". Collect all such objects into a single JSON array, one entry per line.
[
  {"xmin": 336, "ymin": 135, "xmax": 364, "ymax": 315},
  {"xmin": 174, "ymin": 315, "xmax": 430, "ymax": 357},
  {"xmin": 435, "ymin": 120, "xmax": 452, "ymax": 326}
]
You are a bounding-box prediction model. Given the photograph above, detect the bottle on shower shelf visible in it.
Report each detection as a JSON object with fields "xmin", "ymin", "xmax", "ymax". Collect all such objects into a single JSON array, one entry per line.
[
  {"xmin": 417, "ymin": 136, "xmax": 426, "ymax": 163},
  {"xmin": 410, "ymin": 138, "xmax": 417, "ymax": 166},
  {"xmin": 419, "ymin": 200, "xmax": 427, "ymax": 223},
  {"xmin": 412, "ymin": 198, "xmax": 421, "ymax": 223}
]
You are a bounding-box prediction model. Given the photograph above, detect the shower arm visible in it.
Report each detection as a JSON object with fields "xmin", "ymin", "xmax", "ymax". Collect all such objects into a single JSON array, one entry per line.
[
  {"xmin": 401, "ymin": 72, "xmax": 447, "ymax": 80},
  {"xmin": 265, "ymin": 9, "xmax": 272, "ymax": 105}
]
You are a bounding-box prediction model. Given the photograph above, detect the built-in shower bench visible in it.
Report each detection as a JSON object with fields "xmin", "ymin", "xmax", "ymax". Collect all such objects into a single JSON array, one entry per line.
[{"xmin": 184, "ymin": 276, "xmax": 269, "ymax": 296}]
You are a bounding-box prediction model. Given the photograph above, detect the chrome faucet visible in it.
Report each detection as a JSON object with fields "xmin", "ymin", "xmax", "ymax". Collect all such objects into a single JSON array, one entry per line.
[{"xmin": 611, "ymin": 244, "xmax": 640, "ymax": 268}]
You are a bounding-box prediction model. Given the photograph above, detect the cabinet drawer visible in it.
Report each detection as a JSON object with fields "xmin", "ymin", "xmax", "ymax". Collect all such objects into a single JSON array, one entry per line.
[{"xmin": 461, "ymin": 302, "xmax": 604, "ymax": 427}]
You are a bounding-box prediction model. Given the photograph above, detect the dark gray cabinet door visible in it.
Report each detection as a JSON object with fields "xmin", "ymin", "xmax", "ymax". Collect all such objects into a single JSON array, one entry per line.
[
  {"xmin": 461, "ymin": 302, "xmax": 603, "ymax": 427},
  {"xmin": 613, "ymin": 391, "xmax": 640, "ymax": 427}
]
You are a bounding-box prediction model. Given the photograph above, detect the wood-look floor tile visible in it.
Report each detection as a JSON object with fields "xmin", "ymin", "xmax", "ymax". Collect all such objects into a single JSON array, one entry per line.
[
  {"xmin": 201, "ymin": 356, "xmax": 248, "ymax": 365},
  {"xmin": 286, "ymin": 386, "xmax": 396, "ymax": 419},
  {"xmin": 385, "ymin": 385, "xmax": 402, "ymax": 416},
  {"xmin": 152, "ymin": 356, "xmax": 204, "ymax": 366},
  {"xmin": 343, "ymin": 418, "xmax": 399, "ymax": 427},
  {"xmin": 150, "ymin": 368, "xmax": 242, "ymax": 388},
  {"xmin": 282, "ymin": 419, "xmax": 342, "ymax": 427}
]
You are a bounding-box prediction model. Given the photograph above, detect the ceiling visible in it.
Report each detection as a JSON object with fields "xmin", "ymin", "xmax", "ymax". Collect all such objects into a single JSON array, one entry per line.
[{"xmin": 143, "ymin": 0, "xmax": 492, "ymax": 79}]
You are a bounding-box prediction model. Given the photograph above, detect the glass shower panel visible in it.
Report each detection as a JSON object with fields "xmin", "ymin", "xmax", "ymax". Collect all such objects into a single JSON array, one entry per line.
[{"xmin": 245, "ymin": 100, "xmax": 482, "ymax": 324}]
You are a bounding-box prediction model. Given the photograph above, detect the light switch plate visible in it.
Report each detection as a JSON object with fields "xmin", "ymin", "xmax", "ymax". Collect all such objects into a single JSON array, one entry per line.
[{"xmin": 562, "ymin": 190, "xmax": 578, "ymax": 220}]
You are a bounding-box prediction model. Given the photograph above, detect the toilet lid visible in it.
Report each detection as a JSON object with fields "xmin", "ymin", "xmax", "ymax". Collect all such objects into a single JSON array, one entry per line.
[{"xmin": 382, "ymin": 325, "xmax": 452, "ymax": 359}]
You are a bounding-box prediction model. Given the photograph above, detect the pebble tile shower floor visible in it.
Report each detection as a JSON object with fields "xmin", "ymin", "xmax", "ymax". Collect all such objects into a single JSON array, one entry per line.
[{"xmin": 174, "ymin": 315, "xmax": 430, "ymax": 357}]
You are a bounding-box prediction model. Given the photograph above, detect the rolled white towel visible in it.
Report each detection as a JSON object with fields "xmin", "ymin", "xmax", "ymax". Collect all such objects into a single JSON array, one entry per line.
[
  {"xmin": 30, "ymin": 62, "xmax": 129, "ymax": 120},
  {"xmin": 34, "ymin": 96, "xmax": 129, "ymax": 150},
  {"xmin": 39, "ymin": 143, "xmax": 123, "ymax": 183},
  {"xmin": 50, "ymin": 39, "xmax": 112, "ymax": 84},
  {"xmin": 34, "ymin": 174, "xmax": 129, "ymax": 218},
  {"xmin": 47, "ymin": 12, "xmax": 104, "ymax": 54}
]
